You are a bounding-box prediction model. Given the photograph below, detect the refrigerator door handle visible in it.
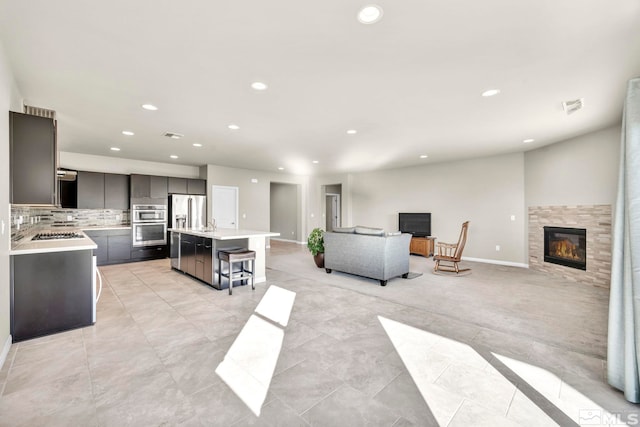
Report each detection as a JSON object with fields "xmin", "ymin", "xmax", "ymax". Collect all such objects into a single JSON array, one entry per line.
[{"xmin": 187, "ymin": 197, "xmax": 192, "ymax": 229}]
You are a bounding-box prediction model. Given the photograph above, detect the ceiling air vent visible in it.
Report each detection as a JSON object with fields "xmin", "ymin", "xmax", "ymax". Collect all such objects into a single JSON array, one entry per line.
[
  {"xmin": 163, "ymin": 132, "xmax": 184, "ymax": 139},
  {"xmin": 562, "ymin": 98, "xmax": 584, "ymax": 115},
  {"xmin": 23, "ymin": 104, "xmax": 56, "ymax": 120}
]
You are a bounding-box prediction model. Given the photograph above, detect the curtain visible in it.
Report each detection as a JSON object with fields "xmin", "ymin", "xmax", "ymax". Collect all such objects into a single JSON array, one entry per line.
[{"xmin": 608, "ymin": 77, "xmax": 640, "ymax": 403}]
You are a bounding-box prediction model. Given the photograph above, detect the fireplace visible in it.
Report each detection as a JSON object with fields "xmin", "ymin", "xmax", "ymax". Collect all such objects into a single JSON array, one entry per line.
[{"xmin": 543, "ymin": 226, "xmax": 587, "ymax": 270}]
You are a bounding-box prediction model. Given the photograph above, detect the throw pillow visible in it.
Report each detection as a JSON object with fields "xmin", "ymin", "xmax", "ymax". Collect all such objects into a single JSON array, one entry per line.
[
  {"xmin": 355, "ymin": 226, "xmax": 385, "ymax": 236},
  {"xmin": 332, "ymin": 227, "xmax": 356, "ymax": 233}
]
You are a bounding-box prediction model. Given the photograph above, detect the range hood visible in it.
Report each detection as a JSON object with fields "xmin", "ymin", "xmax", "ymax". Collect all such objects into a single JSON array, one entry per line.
[{"xmin": 57, "ymin": 169, "xmax": 77, "ymax": 181}]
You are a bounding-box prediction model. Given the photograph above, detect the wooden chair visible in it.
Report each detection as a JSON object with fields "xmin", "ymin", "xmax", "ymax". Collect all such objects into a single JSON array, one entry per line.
[{"xmin": 434, "ymin": 221, "xmax": 470, "ymax": 274}]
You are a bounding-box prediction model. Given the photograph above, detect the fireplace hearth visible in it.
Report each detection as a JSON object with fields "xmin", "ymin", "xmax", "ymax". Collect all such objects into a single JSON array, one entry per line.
[{"xmin": 543, "ymin": 226, "xmax": 586, "ymax": 270}]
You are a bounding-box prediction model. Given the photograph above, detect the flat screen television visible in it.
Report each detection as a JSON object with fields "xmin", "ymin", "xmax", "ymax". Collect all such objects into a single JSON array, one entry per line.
[{"xmin": 399, "ymin": 212, "xmax": 431, "ymax": 237}]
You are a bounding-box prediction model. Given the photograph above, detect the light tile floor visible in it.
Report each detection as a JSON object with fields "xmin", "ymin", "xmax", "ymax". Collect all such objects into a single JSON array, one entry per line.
[{"xmin": 0, "ymin": 241, "xmax": 638, "ymax": 426}]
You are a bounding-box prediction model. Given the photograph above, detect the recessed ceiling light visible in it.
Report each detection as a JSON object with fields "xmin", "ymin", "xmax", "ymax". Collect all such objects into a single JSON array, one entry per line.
[
  {"xmin": 251, "ymin": 82, "xmax": 268, "ymax": 91},
  {"xmin": 523, "ymin": 138, "xmax": 535, "ymax": 143},
  {"xmin": 420, "ymin": 154, "xmax": 428, "ymax": 159},
  {"xmin": 122, "ymin": 130, "xmax": 134, "ymax": 136},
  {"xmin": 141, "ymin": 104, "xmax": 158, "ymax": 111},
  {"xmin": 312, "ymin": 160, "xmax": 319, "ymax": 164},
  {"xmin": 110, "ymin": 147, "xmax": 121, "ymax": 151},
  {"xmin": 170, "ymin": 155, "xmax": 178, "ymax": 159},
  {"xmin": 228, "ymin": 124, "xmax": 240, "ymax": 130},
  {"xmin": 193, "ymin": 143, "xmax": 202, "ymax": 147},
  {"xmin": 347, "ymin": 129, "xmax": 357, "ymax": 135},
  {"xmin": 481, "ymin": 89, "xmax": 500, "ymax": 97},
  {"xmin": 278, "ymin": 167, "xmax": 284, "ymax": 171},
  {"xmin": 358, "ymin": 5, "xmax": 383, "ymax": 24}
]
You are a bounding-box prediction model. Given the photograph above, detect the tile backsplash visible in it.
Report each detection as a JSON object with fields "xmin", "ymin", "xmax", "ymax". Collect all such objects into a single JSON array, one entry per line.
[{"xmin": 11, "ymin": 206, "xmax": 130, "ymax": 244}]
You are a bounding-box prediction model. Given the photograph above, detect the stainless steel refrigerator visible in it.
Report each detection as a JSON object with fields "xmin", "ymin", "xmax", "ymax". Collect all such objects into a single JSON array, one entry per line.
[
  {"xmin": 169, "ymin": 194, "xmax": 206, "ymax": 269},
  {"xmin": 169, "ymin": 194, "xmax": 207, "ymax": 230}
]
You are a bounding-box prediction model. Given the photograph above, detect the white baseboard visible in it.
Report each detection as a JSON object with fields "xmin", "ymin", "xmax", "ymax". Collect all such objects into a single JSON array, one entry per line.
[
  {"xmin": 0, "ymin": 334, "xmax": 12, "ymax": 371},
  {"xmin": 462, "ymin": 256, "xmax": 529, "ymax": 269},
  {"xmin": 270, "ymin": 238, "xmax": 306, "ymax": 245}
]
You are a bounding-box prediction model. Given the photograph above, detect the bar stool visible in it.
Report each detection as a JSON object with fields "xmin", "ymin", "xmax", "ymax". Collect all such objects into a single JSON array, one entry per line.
[{"xmin": 218, "ymin": 249, "xmax": 256, "ymax": 295}]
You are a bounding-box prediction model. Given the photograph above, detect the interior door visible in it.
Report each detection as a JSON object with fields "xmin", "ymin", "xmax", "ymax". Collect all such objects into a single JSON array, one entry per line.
[{"xmin": 212, "ymin": 185, "xmax": 238, "ymax": 229}]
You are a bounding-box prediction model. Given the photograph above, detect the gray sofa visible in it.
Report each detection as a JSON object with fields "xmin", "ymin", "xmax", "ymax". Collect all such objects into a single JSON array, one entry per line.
[{"xmin": 323, "ymin": 227, "xmax": 412, "ymax": 286}]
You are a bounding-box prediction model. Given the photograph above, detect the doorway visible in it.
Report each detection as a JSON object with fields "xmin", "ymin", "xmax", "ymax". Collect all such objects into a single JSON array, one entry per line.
[
  {"xmin": 212, "ymin": 185, "xmax": 238, "ymax": 229},
  {"xmin": 270, "ymin": 182, "xmax": 300, "ymax": 241},
  {"xmin": 325, "ymin": 193, "xmax": 341, "ymax": 232}
]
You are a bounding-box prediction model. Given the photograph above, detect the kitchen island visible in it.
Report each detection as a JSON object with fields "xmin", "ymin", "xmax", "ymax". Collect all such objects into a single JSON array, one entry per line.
[
  {"xmin": 10, "ymin": 231, "xmax": 98, "ymax": 342},
  {"xmin": 169, "ymin": 228, "xmax": 280, "ymax": 290}
]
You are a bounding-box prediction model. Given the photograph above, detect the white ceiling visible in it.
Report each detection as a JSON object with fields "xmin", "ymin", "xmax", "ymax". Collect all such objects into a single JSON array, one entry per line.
[{"xmin": 1, "ymin": 1, "xmax": 639, "ymax": 175}]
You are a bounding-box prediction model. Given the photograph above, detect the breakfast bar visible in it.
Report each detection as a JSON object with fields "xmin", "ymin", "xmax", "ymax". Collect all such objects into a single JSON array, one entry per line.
[{"xmin": 169, "ymin": 228, "xmax": 279, "ymax": 289}]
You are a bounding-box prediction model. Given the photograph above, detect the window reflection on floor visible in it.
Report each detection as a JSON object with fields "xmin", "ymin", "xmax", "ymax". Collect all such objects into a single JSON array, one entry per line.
[{"xmin": 215, "ymin": 285, "xmax": 296, "ymax": 416}]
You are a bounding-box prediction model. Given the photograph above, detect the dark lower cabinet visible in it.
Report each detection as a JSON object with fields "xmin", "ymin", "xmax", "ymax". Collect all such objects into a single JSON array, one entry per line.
[
  {"xmin": 85, "ymin": 229, "xmax": 132, "ymax": 266},
  {"xmin": 108, "ymin": 235, "xmax": 132, "ymax": 263},
  {"xmin": 131, "ymin": 245, "xmax": 167, "ymax": 260},
  {"xmin": 178, "ymin": 235, "xmax": 213, "ymax": 284},
  {"xmin": 180, "ymin": 235, "xmax": 196, "ymax": 276},
  {"xmin": 11, "ymin": 250, "xmax": 94, "ymax": 342},
  {"xmin": 91, "ymin": 235, "xmax": 108, "ymax": 265}
]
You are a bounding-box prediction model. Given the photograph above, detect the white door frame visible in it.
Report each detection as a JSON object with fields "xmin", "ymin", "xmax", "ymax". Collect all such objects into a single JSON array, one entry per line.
[{"xmin": 212, "ymin": 185, "xmax": 239, "ymax": 229}]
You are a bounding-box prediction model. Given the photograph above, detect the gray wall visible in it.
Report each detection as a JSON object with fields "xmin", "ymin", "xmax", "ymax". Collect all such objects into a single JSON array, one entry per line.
[
  {"xmin": 205, "ymin": 164, "xmax": 308, "ymax": 242},
  {"xmin": 524, "ymin": 125, "xmax": 620, "ymax": 207},
  {"xmin": 1, "ymin": 42, "xmax": 22, "ymax": 361},
  {"xmin": 270, "ymin": 183, "xmax": 299, "ymax": 241},
  {"xmin": 349, "ymin": 153, "xmax": 527, "ymax": 264}
]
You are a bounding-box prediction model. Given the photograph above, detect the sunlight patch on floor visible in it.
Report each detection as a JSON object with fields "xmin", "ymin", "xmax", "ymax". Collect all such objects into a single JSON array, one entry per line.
[
  {"xmin": 378, "ymin": 316, "xmax": 560, "ymax": 426},
  {"xmin": 216, "ymin": 285, "xmax": 296, "ymax": 416}
]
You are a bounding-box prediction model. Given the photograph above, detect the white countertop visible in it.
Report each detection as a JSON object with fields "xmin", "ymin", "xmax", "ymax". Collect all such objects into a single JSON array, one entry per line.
[
  {"xmin": 10, "ymin": 232, "xmax": 98, "ymax": 255},
  {"xmin": 169, "ymin": 228, "xmax": 280, "ymax": 240},
  {"xmin": 82, "ymin": 226, "xmax": 131, "ymax": 231}
]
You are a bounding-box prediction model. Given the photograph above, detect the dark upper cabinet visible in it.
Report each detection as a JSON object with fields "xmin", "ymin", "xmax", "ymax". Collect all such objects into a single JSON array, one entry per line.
[
  {"xmin": 104, "ymin": 173, "xmax": 129, "ymax": 210},
  {"xmin": 77, "ymin": 171, "xmax": 105, "ymax": 209},
  {"xmin": 130, "ymin": 174, "xmax": 150, "ymax": 198},
  {"xmin": 9, "ymin": 112, "xmax": 56, "ymax": 205},
  {"xmin": 168, "ymin": 177, "xmax": 187, "ymax": 194},
  {"xmin": 70, "ymin": 171, "xmax": 129, "ymax": 209},
  {"xmin": 187, "ymin": 179, "xmax": 206, "ymax": 195},
  {"xmin": 150, "ymin": 175, "xmax": 168, "ymax": 199},
  {"xmin": 131, "ymin": 174, "xmax": 167, "ymax": 200},
  {"xmin": 168, "ymin": 177, "xmax": 206, "ymax": 195}
]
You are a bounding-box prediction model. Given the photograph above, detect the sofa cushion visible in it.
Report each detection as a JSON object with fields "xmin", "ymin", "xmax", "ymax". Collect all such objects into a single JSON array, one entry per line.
[
  {"xmin": 355, "ymin": 226, "xmax": 385, "ymax": 236},
  {"xmin": 332, "ymin": 227, "xmax": 356, "ymax": 234}
]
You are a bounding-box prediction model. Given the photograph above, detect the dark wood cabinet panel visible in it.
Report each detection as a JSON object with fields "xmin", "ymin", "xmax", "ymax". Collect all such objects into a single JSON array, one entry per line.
[
  {"xmin": 10, "ymin": 112, "xmax": 56, "ymax": 205},
  {"xmin": 168, "ymin": 177, "xmax": 187, "ymax": 194},
  {"xmin": 108, "ymin": 235, "xmax": 132, "ymax": 262},
  {"xmin": 150, "ymin": 175, "xmax": 168, "ymax": 199},
  {"xmin": 131, "ymin": 244, "xmax": 167, "ymax": 260},
  {"xmin": 180, "ymin": 236, "xmax": 196, "ymax": 276},
  {"xmin": 77, "ymin": 171, "xmax": 105, "ymax": 209},
  {"xmin": 130, "ymin": 174, "xmax": 150, "ymax": 198},
  {"xmin": 11, "ymin": 250, "xmax": 94, "ymax": 342},
  {"xmin": 88, "ymin": 234, "xmax": 108, "ymax": 264},
  {"xmin": 187, "ymin": 179, "xmax": 206, "ymax": 195},
  {"xmin": 104, "ymin": 173, "xmax": 129, "ymax": 209}
]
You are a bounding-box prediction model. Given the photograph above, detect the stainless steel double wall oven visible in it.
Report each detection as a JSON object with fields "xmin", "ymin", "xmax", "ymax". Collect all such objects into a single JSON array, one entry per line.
[{"xmin": 132, "ymin": 204, "xmax": 167, "ymax": 246}]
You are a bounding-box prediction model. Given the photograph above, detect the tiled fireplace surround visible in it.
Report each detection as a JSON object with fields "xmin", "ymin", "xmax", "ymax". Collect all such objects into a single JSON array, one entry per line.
[{"xmin": 528, "ymin": 205, "xmax": 612, "ymax": 288}]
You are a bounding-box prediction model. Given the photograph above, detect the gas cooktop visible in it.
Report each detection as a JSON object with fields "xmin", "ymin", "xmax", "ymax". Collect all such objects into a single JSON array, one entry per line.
[{"xmin": 31, "ymin": 231, "xmax": 85, "ymax": 241}]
